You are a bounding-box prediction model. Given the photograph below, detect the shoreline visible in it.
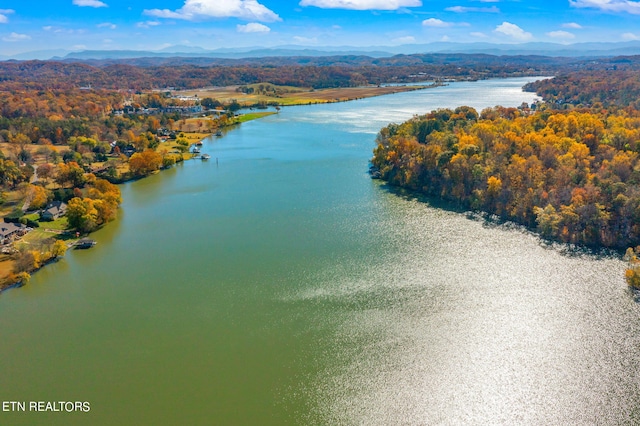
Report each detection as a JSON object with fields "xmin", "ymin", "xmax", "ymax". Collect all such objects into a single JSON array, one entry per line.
[
  {"xmin": 0, "ymin": 83, "xmax": 461, "ymax": 293},
  {"xmin": 173, "ymin": 83, "xmax": 441, "ymax": 108},
  {"xmin": 0, "ymin": 111, "xmax": 279, "ymax": 292}
]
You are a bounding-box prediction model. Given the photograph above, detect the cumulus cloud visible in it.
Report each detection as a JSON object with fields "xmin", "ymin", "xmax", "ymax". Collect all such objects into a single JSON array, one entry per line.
[
  {"xmin": 145, "ymin": 0, "xmax": 281, "ymax": 22},
  {"xmin": 622, "ymin": 32, "xmax": 640, "ymax": 40},
  {"xmin": 2, "ymin": 32, "xmax": 31, "ymax": 42},
  {"xmin": 470, "ymin": 31, "xmax": 488, "ymax": 38},
  {"xmin": 299, "ymin": 0, "xmax": 422, "ymax": 10},
  {"xmin": 72, "ymin": 0, "xmax": 108, "ymax": 7},
  {"xmin": 0, "ymin": 9, "xmax": 14, "ymax": 24},
  {"xmin": 570, "ymin": 0, "xmax": 640, "ymax": 14},
  {"xmin": 137, "ymin": 21, "xmax": 161, "ymax": 28},
  {"xmin": 494, "ymin": 22, "xmax": 533, "ymax": 41},
  {"xmin": 237, "ymin": 22, "xmax": 270, "ymax": 32},
  {"xmin": 422, "ymin": 18, "xmax": 453, "ymax": 27},
  {"xmin": 562, "ymin": 22, "xmax": 583, "ymax": 28},
  {"xmin": 97, "ymin": 22, "xmax": 117, "ymax": 29},
  {"xmin": 547, "ymin": 30, "xmax": 575, "ymax": 39},
  {"xmin": 445, "ymin": 5, "xmax": 499, "ymax": 12}
]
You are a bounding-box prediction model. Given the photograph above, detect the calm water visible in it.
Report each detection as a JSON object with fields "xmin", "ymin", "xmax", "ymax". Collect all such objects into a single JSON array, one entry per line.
[{"xmin": 2, "ymin": 78, "xmax": 640, "ymax": 425}]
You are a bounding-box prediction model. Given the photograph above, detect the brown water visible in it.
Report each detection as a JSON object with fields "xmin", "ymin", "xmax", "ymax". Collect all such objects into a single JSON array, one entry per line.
[{"xmin": 1, "ymin": 78, "xmax": 639, "ymax": 425}]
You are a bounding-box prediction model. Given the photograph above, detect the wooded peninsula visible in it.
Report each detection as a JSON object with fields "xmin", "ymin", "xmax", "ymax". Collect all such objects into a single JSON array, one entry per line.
[{"xmin": 369, "ymin": 66, "xmax": 640, "ymax": 287}]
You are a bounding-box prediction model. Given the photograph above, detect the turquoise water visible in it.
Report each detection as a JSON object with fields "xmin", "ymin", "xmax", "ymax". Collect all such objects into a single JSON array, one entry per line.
[{"xmin": 2, "ymin": 78, "xmax": 639, "ymax": 425}]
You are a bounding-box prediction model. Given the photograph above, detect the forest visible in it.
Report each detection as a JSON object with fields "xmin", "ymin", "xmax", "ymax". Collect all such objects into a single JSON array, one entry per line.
[
  {"xmin": 372, "ymin": 70, "xmax": 640, "ymax": 250},
  {"xmin": 0, "ymin": 52, "xmax": 597, "ymax": 91}
]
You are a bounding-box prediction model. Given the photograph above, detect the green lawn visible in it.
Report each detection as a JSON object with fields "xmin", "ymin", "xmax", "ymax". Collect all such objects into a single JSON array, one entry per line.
[
  {"xmin": 42, "ymin": 217, "xmax": 69, "ymax": 231},
  {"xmin": 33, "ymin": 215, "xmax": 69, "ymax": 231},
  {"xmin": 235, "ymin": 111, "xmax": 277, "ymax": 123},
  {"xmin": 18, "ymin": 229, "xmax": 59, "ymax": 249}
]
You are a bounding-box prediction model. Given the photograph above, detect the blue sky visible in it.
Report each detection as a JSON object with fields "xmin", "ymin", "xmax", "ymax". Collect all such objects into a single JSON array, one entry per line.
[{"xmin": 1, "ymin": 0, "xmax": 640, "ymax": 54}]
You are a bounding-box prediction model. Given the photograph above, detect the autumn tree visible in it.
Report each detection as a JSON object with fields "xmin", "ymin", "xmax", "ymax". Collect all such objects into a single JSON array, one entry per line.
[
  {"xmin": 36, "ymin": 163, "xmax": 54, "ymax": 185},
  {"xmin": 129, "ymin": 150, "xmax": 162, "ymax": 176},
  {"xmin": 28, "ymin": 185, "xmax": 51, "ymax": 210},
  {"xmin": 66, "ymin": 197, "xmax": 98, "ymax": 233}
]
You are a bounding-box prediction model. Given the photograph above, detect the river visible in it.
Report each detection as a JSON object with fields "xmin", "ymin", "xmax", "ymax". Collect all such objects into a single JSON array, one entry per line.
[{"xmin": 1, "ymin": 77, "xmax": 639, "ymax": 425}]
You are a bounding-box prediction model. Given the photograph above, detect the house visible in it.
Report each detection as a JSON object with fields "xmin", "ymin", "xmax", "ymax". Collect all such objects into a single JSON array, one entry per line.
[
  {"xmin": 41, "ymin": 201, "xmax": 68, "ymax": 221},
  {"xmin": 0, "ymin": 222, "xmax": 28, "ymax": 245}
]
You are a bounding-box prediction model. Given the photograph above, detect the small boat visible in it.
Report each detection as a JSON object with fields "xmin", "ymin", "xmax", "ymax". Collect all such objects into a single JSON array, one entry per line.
[
  {"xmin": 195, "ymin": 141, "xmax": 203, "ymax": 146},
  {"xmin": 75, "ymin": 238, "xmax": 96, "ymax": 249},
  {"xmin": 201, "ymin": 154, "xmax": 211, "ymax": 160},
  {"xmin": 192, "ymin": 146, "xmax": 201, "ymax": 154},
  {"xmin": 215, "ymin": 131, "xmax": 223, "ymax": 137}
]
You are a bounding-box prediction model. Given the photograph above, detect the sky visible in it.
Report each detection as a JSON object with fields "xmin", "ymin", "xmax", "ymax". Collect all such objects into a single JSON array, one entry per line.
[{"xmin": 1, "ymin": 0, "xmax": 640, "ymax": 55}]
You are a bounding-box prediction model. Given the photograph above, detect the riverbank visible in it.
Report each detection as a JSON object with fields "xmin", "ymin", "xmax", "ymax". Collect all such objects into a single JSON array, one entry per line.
[
  {"xmin": 173, "ymin": 84, "xmax": 438, "ymax": 107},
  {"xmin": 0, "ymin": 111, "xmax": 276, "ymax": 292}
]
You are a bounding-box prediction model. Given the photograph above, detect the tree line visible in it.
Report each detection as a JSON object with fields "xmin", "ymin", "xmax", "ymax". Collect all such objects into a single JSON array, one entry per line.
[{"xmin": 372, "ymin": 104, "xmax": 640, "ymax": 249}]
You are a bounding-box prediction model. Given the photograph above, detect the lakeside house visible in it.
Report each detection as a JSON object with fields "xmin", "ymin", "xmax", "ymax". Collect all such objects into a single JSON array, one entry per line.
[
  {"xmin": 0, "ymin": 222, "xmax": 28, "ymax": 245},
  {"xmin": 40, "ymin": 201, "xmax": 68, "ymax": 221}
]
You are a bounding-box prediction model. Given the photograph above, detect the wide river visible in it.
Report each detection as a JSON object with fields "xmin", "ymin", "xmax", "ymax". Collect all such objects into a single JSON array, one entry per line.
[{"xmin": 2, "ymin": 77, "xmax": 640, "ymax": 425}]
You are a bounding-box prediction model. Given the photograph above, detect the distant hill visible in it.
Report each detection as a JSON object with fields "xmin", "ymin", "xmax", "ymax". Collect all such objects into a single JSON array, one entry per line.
[{"xmin": 4, "ymin": 40, "xmax": 640, "ymax": 62}]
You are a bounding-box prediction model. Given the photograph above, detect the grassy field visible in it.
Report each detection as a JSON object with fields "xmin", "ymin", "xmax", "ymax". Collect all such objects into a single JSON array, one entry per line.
[
  {"xmin": 173, "ymin": 84, "xmax": 430, "ymax": 107},
  {"xmin": 235, "ymin": 111, "xmax": 277, "ymax": 123}
]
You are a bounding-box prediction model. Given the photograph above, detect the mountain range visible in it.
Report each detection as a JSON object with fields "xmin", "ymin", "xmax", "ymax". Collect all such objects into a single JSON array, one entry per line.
[{"xmin": 2, "ymin": 41, "xmax": 640, "ymax": 62}]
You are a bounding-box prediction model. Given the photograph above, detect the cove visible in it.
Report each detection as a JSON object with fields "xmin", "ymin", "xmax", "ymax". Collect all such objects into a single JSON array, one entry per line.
[{"xmin": 1, "ymin": 78, "xmax": 639, "ymax": 425}]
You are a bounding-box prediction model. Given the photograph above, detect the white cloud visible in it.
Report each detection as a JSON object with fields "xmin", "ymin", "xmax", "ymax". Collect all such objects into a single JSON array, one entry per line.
[
  {"xmin": 97, "ymin": 22, "xmax": 117, "ymax": 29},
  {"xmin": 470, "ymin": 31, "xmax": 488, "ymax": 38},
  {"xmin": 0, "ymin": 9, "xmax": 14, "ymax": 24},
  {"xmin": 45, "ymin": 26, "xmax": 86, "ymax": 34},
  {"xmin": 137, "ymin": 21, "xmax": 161, "ymax": 28},
  {"xmin": 445, "ymin": 5, "xmax": 499, "ymax": 12},
  {"xmin": 562, "ymin": 22, "xmax": 583, "ymax": 28},
  {"xmin": 494, "ymin": 22, "xmax": 533, "ymax": 41},
  {"xmin": 622, "ymin": 32, "xmax": 640, "ymax": 40},
  {"xmin": 441, "ymin": 35, "xmax": 451, "ymax": 41},
  {"xmin": 145, "ymin": 0, "xmax": 281, "ymax": 22},
  {"xmin": 547, "ymin": 30, "xmax": 575, "ymax": 39},
  {"xmin": 237, "ymin": 22, "xmax": 270, "ymax": 32},
  {"xmin": 72, "ymin": 44, "xmax": 87, "ymax": 50},
  {"xmin": 392, "ymin": 36, "xmax": 416, "ymax": 43},
  {"xmin": 570, "ymin": 0, "xmax": 640, "ymax": 14},
  {"xmin": 422, "ymin": 18, "xmax": 453, "ymax": 27},
  {"xmin": 299, "ymin": 0, "xmax": 422, "ymax": 10},
  {"xmin": 2, "ymin": 32, "xmax": 31, "ymax": 42},
  {"xmin": 293, "ymin": 35, "xmax": 318, "ymax": 44},
  {"xmin": 72, "ymin": 0, "xmax": 108, "ymax": 7}
]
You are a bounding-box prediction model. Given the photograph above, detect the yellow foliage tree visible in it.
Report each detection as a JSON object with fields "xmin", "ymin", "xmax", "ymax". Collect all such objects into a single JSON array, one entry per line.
[
  {"xmin": 52, "ymin": 240, "xmax": 67, "ymax": 258},
  {"xmin": 129, "ymin": 150, "xmax": 163, "ymax": 176}
]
